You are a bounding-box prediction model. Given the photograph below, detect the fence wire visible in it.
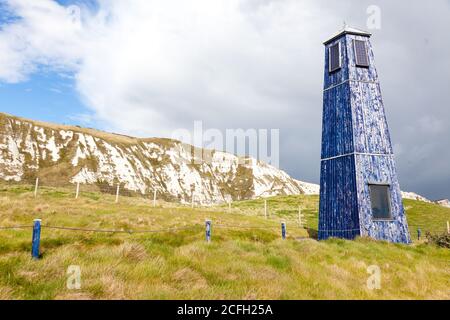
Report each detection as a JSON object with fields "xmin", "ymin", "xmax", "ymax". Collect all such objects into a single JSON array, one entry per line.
[
  {"xmin": 42, "ymin": 224, "xmax": 202, "ymax": 234},
  {"xmin": 0, "ymin": 179, "xmax": 200, "ymax": 205},
  {"xmin": 0, "ymin": 221, "xmax": 446, "ymax": 238},
  {"xmin": 0, "ymin": 222, "xmax": 287, "ymax": 234},
  {"xmin": 0, "ymin": 225, "xmax": 33, "ymax": 230},
  {"xmin": 214, "ymin": 224, "xmax": 279, "ymax": 229}
]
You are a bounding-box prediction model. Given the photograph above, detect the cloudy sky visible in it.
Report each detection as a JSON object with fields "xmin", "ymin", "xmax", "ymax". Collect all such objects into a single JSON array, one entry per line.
[{"xmin": 0, "ymin": 0, "xmax": 449, "ymax": 200}]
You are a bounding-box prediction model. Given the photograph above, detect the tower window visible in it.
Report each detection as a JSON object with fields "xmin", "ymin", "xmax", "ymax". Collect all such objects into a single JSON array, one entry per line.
[
  {"xmin": 369, "ymin": 184, "xmax": 393, "ymax": 220},
  {"xmin": 354, "ymin": 40, "xmax": 369, "ymax": 67},
  {"xmin": 329, "ymin": 42, "xmax": 341, "ymax": 73}
]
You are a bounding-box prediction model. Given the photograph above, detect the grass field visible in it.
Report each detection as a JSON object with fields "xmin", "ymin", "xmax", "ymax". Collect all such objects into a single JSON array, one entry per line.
[{"xmin": 0, "ymin": 184, "xmax": 449, "ymax": 300}]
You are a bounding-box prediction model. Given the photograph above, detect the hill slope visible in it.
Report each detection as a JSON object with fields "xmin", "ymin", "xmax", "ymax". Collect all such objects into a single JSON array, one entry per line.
[{"xmin": 0, "ymin": 113, "xmax": 310, "ymax": 204}]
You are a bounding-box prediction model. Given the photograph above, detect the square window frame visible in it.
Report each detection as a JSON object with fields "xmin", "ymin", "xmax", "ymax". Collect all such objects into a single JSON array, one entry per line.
[
  {"xmin": 368, "ymin": 182, "xmax": 394, "ymax": 221},
  {"xmin": 328, "ymin": 42, "xmax": 342, "ymax": 73},
  {"xmin": 353, "ymin": 39, "xmax": 370, "ymax": 68}
]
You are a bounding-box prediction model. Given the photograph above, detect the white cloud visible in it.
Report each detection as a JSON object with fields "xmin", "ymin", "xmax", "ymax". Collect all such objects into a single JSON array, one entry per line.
[
  {"xmin": 0, "ymin": 0, "xmax": 333, "ymax": 136},
  {"xmin": 0, "ymin": 0, "xmax": 86, "ymax": 82},
  {"xmin": 73, "ymin": 0, "xmax": 332, "ymax": 137}
]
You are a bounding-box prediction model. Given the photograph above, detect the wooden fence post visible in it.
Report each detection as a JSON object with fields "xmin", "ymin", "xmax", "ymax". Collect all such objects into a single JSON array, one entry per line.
[
  {"xmin": 153, "ymin": 190, "xmax": 157, "ymax": 207},
  {"xmin": 34, "ymin": 178, "xmax": 39, "ymax": 198},
  {"xmin": 205, "ymin": 219, "xmax": 212, "ymax": 242},
  {"xmin": 228, "ymin": 201, "xmax": 231, "ymax": 212},
  {"xmin": 75, "ymin": 182, "xmax": 80, "ymax": 199},
  {"xmin": 281, "ymin": 221, "xmax": 286, "ymax": 240},
  {"xmin": 191, "ymin": 194, "xmax": 194, "ymax": 208},
  {"xmin": 31, "ymin": 219, "xmax": 41, "ymax": 259},
  {"xmin": 264, "ymin": 199, "xmax": 268, "ymax": 219},
  {"xmin": 115, "ymin": 184, "xmax": 120, "ymax": 203}
]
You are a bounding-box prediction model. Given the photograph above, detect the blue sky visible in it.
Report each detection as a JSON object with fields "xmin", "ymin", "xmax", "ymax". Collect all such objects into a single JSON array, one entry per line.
[
  {"xmin": 0, "ymin": 0, "xmax": 449, "ymax": 200},
  {"xmin": 0, "ymin": 0, "xmax": 96, "ymax": 126},
  {"xmin": 0, "ymin": 71, "xmax": 93, "ymax": 126}
]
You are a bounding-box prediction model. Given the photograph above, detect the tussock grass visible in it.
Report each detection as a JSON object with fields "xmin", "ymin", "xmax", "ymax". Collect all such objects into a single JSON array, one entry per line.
[{"xmin": 0, "ymin": 184, "xmax": 448, "ymax": 299}]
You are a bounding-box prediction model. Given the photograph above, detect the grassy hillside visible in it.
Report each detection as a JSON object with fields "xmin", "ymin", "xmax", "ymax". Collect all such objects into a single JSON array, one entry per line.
[{"xmin": 0, "ymin": 184, "xmax": 448, "ymax": 299}]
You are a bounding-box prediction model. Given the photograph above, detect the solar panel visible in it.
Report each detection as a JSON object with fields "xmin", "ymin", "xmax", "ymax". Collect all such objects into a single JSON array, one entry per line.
[
  {"xmin": 329, "ymin": 43, "xmax": 341, "ymax": 73},
  {"xmin": 354, "ymin": 40, "xmax": 369, "ymax": 67}
]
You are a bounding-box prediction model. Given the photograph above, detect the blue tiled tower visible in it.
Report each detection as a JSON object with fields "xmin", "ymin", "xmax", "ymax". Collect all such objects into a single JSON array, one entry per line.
[{"xmin": 318, "ymin": 26, "xmax": 410, "ymax": 243}]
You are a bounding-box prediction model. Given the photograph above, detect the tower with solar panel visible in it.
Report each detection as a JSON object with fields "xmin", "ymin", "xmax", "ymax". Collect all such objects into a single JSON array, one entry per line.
[{"xmin": 318, "ymin": 26, "xmax": 410, "ymax": 243}]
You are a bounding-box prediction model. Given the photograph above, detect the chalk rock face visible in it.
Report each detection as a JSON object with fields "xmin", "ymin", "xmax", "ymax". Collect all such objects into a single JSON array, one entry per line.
[
  {"xmin": 294, "ymin": 180, "xmax": 320, "ymax": 195},
  {"xmin": 401, "ymin": 191, "xmax": 431, "ymax": 203},
  {"xmin": 435, "ymin": 199, "xmax": 450, "ymax": 208},
  {"xmin": 0, "ymin": 113, "xmax": 313, "ymax": 204}
]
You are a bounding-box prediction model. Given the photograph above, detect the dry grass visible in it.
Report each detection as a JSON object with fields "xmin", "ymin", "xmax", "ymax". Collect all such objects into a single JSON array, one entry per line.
[
  {"xmin": 0, "ymin": 184, "xmax": 449, "ymax": 300},
  {"xmin": 1, "ymin": 112, "xmax": 200, "ymax": 151}
]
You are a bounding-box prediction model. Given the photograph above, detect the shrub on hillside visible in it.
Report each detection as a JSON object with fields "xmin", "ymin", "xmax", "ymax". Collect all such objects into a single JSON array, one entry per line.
[{"xmin": 426, "ymin": 232, "xmax": 450, "ymax": 248}]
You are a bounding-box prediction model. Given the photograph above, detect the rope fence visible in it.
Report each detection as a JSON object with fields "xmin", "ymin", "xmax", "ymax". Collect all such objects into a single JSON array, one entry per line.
[
  {"xmin": 1, "ymin": 218, "xmax": 292, "ymax": 259},
  {"xmin": 0, "ymin": 225, "xmax": 33, "ymax": 230},
  {"xmin": 2, "ymin": 217, "xmax": 447, "ymax": 259},
  {"xmin": 42, "ymin": 224, "xmax": 202, "ymax": 234},
  {"xmin": 213, "ymin": 224, "xmax": 279, "ymax": 229}
]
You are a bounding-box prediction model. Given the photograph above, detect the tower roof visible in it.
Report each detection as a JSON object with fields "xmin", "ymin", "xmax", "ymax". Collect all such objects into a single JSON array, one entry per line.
[{"xmin": 323, "ymin": 25, "xmax": 371, "ymax": 45}]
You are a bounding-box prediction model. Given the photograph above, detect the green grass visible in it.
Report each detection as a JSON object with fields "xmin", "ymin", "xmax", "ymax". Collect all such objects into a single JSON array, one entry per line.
[
  {"xmin": 403, "ymin": 199, "xmax": 450, "ymax": 234},
  {"xmin": 0, "ymin": 184, "xmax": 449, "ymax": 300}
]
